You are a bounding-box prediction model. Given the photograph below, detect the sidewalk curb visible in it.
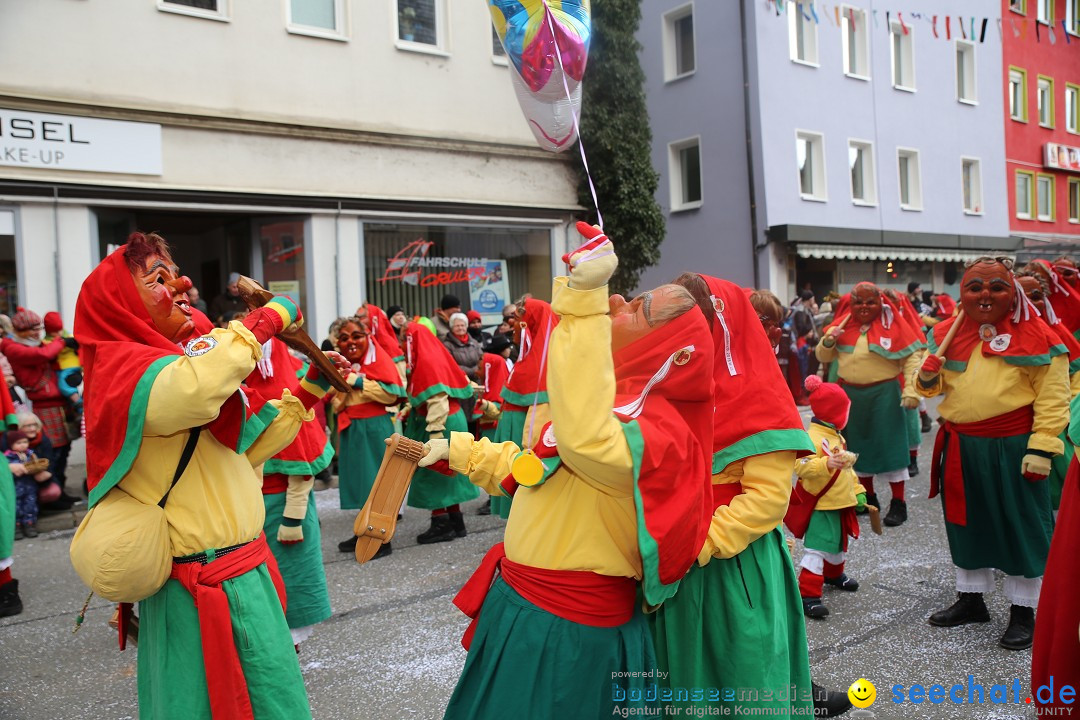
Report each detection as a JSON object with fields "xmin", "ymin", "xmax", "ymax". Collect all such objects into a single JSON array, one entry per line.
[{"xmin": 35, "ymin": 508, "xmax": 87, "ymax": 533}]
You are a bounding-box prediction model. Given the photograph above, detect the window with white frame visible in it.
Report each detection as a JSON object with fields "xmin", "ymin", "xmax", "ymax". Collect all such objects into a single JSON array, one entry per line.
[
  {"xmin": 1038, "ymin": 76, "xmax": 1055, "ymax": 127},
  {"xmin": 890, "ymin": 22, "xmax": 915, "ymax": 90},
  {"xmin": 1037, "ymin": 174, "xmax": 1055, "ymax": 220},
  {"xmin": 848, "ymin": 141, "xmax": 876, "ymax": 205},
  {"xmin": 1066, "ymin": 84, "xmax": 1079, "ymax": 133},
  {"xmin": 1069, "ymin": 179, "xmax": 1080, "ymax": 222},
  {"xmin": 663, "ymin": 4, "xmax": 695, "ymax": 81},
  {"xmin": 956, "ymin": 41, "xmax": 977, "ymax": 103},
  {"xmin": 789, "ymin": 2, "xmax": 819, "ymax": 65},
  {"xmin": 1068, "ymin": 0, "xmax": 1080, "ymax": 34},
  {"xmin": 1016, "ymin": 171, "xmax": 1034, "ymax": 219},
  {"xmin": 841, "ymin": 6, "xmax": 870, "ymax": 78},
  {"xmin": 897, "ymin": 149, "xmax": 922, "ymax": 210},
  {"xmin": 962, "ymin": 158, "xmax": 983, "ymax": 214},
  {"xmin": 1011, "ymin": 0, "xmax": 1027, "ymax": 12},
  {"xmin": 158, "ymin": 0, "xmax": 227, "ymax": 20},
  {"xmin": 669, "ymin": 137, "xmax": 702, "ymax": 210},
  {"xmin": 397, "ymin": 0, "xmax": 442, "ymax": 47},
  {"xmin": 1038, "ymin": 0, "xmax": 1052, "ymax": 24},
  {"xmin": 1010, "ymin": 68, "xmax": 1028, "ymax": 121},
  {"xmin": 288, "ymin": 0, "xmax": 344, "ymax": 37},
  {"xmin": 797, "ymin": 131, "xmax": 827, "ymax": 201}
]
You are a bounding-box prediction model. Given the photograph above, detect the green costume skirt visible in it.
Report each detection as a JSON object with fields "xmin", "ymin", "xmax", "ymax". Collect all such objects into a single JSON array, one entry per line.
[
  {"xmin": 338, "ymin": 412, "xmax": 394, "ymax": 510},
  {"xmin": 1049, "ymin": 430, "xmax": 1073, "ymax": 511},
  {"xmin": 939, "ymin": 431, "xmax": 1054, "ymax": 578},
  {"xmin": 263, "ymin": 491, "xmax": 331, "ymax": 629},
  {"xmin": 648, "ymin": 529, "xmax": 814, "ymax": 716},
  {"xmin": 0, "ymin": 462, "xmax": 13, "ymax": 560},
  {"xmin": 405, "ymin": 409, "xmax": 478, "ymax": 510},
  {"xmin": 137, "ymin": 564, "xmax": 312, "ymax": 720},
  {"xmin": 444, "ymin": 577, "xmax": 659, "ymax": 720},
  {"xmin": 489, "ymin": 409, "xmax": 527, "ymax": 519},
  {"xmin": 843, "ymin": 379, "xmax": 910, "ymax": 475},
  {"xmin": 905, "ymin": 407, "xmax": 921, "ymax": 450}
]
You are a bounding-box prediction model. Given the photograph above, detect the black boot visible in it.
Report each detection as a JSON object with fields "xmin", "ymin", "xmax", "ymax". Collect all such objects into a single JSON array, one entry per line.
[
  {"xmin": 824, "ymin": 573, "xmax": 859, "ymax": 591},
  {"xmin": 921, "ymin": 412, "xmax": 932, "ymax": 433},
  {"xmin": 22, "ymin": 522, "xmax": 38, "ymax": 539},
  {"xmin": 337, "ymin": 536, "xmax": 358, "ymax": 553},
  {"xmin": 865, "ymin": 493, "xmax": 880, "ymax": 511},
  {"xmin": 812, "ymin": 682, "xmax": 852, "ymax": 717},
  {"xmin": 448, "ymin": 511, "xmax": 467, "ymax": 538},
  {"xmin": 908, "ymin": 457, "xmax": 920, "ymax": 477},
  {"xmin": 928, "ymin": 592, "xmax": 990, "ymax": 627},
  {"xmin": 884, "ymin": 498, "xmax": 908, "ymax": 527},
  {"xmin": 999, "ymin": 605, "xmax": 1035, "ymax": 650},
  {"xmin": 372, "ymin": 541, "xmax": 392, "ymax": 559},
  {"xmin": 477, "ymin": 499, "xmax": 491, "ymax": 516},
  {"xmin": 802, "ymin": 597, "xmax": 830, "ymax": 619},
  {"xmin": 416, "ymin": 515, "xmax": 456, "ymax": 544},
  {"xmin": 0, "ymin": 579, "xmax": 22, "ymax": 618}
]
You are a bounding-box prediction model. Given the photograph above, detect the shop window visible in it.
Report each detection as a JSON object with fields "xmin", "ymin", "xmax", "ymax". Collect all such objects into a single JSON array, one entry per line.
[
  {"xmin": 842, "ymin": 6, "xmax": 870, "ymax": 79},
  {"xmin": 0, "ymin": 212, "xmax": 18, "ymax": 316},
  {"xmin": 890, "ymin": 21, "xmax": 915, "ymax": 91},
  {"xmin": 663, "ymin": 3, "xmax": 695, "ymax": 81},
  {"xmin": 1010, "ymin": 68, "xmax": 1028, "ymax": 122},
  {"xmin": 288, "ymin": 0, "xmax": 345, "ymax": 39},
  {"xmin": 1038, "ymin": 76, "xmax": 1055, "ymax": 128},
  {"xmin": 956, "ymin": 41, "xmax": 977, "ymax": 104},
  {"xmin": 848, "ymin": 140, "xmax": 876, "ymax": 205},
  {"xmin": 962, "ymin": 158, "xmax": 982, "ymax": 215},
  {"xmin": 669, "ymin": 137, "xmax": 703, "ymax": 211},
  {"xmin": 364, "ymin": 224, "xmax": 551, "ymax": 324},
  {"xmin": 897, "ymin": 148, "xmax": 922, "ymax": 211},
  {"xmin": 258, "ymin": 219, "xmax": 307, "ymax": 317},
  {"xmin": 797, "ymin": 131, "xmax": 827, "ymax": 201},
  {"xmin": 1066, "ymin": 84, "xmax": 1079, "ymax": 133},
  {"xmin": 1037, "ymin": 174, "xmax": 1055, "ymax": 221},
  {"xmin": 158, "ymin": 0, "xmax": 228, "ymax": 20},
  {"xmin": 398, "ymin": 0, "xmax": 443, "ymax": 49},
  {"xmin": 789, "ymin": 2, "xmax": 819, "ymax": 65},
  {"xmin": 1069, "ymin": 178, "xmax": 1080, "ymax": 223},
  {"xmin": 1016, "ymin": 171, "xmax": 1034, "ymax": 219}
]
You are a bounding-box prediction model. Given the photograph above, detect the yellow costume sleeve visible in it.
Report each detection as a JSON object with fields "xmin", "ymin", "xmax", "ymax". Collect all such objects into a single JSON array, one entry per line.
[
  {"xmin": 815, "ymin": 340, "xmax": 838, "ymax": 363},
  {"xmin": 698, "ymin": 451, "xmax": 796, "ymax": 563},
  {"xmin": 900, "ymin": 351, "xmax": 922, "ymax": 402},
  {"xmin": 244, "ymin": 390, "xmax": 314, "ymax": 467},
  {"xmin": 545, "ymin": 278, "xmax": 633, "ymax": 492},
  {"xmin": 448, "ymin": 431, "xmax": 517, "ymax": 496},
  {"xmin": 1029, "ymin": 354, "xmax": 1069, "ymax": 456},
  {"xmin": 144, "ymin": 322, "xmax": 262, "ymax": 437},
  {"xmin": 795, "ymin": 453, "xmax": 835, "ymax": 493},
  {"xmin": 425, "ymin": 393, "xmax": 450, "ymax": 433}
]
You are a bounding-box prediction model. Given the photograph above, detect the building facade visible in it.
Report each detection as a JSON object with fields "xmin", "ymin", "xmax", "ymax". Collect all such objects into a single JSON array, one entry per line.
[
  {"xmin": 0, "ymin": 0, "xmax": 579, "ymax": 334},
  {"xmin": 1002, "ymin": 0, "xmax": 1080, "ymax": 263},
  {"xmin": 638, "ymin": 0, "xmax": 1015, "ymax": 301}
]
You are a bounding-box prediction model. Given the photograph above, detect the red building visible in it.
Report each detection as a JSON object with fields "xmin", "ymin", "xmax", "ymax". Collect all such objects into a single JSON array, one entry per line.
[{"xmin": 1003, "ymin": 0, "xmax": 1080, "ymax": 253}]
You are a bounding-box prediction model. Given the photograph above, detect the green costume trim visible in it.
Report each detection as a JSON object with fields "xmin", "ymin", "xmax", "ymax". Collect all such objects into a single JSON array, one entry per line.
[
  {"xmin": 929, "ymin": 334, "xmax": 1067, "ymax": 370},
  {"xmin": 622, "ymin": 419, "xmax": 679, "ymax": 607},
  {"xmin": 4, "ymin": 413, "xmax": 17, "ymax": 429},
  {"xmin": 833, "ymin": 339, "xmax": 922, "ymax": 359},
  {"xmin": 263, "ymin": 437, "xmax": 334, "ymax": 477},
  {"xmin": 89, "ymin": 356, "xmax": 178, "ymax": 508},
  {"xmin": 410, "ymin": 382, "xmax": 473, "ymax": 407},
  {"xmin": 376, "ymin": 380, "xmax": 408, "ymax": 398},
  {"xmin": 235, "ymin": 400, "xmax": 282, "ymax": 455},
  {"xmin": 500, "ymin": 388, "xmax": 549, "ymax": 407},
  {"xmin": 711, "ymin": 429, "xmax": 815, "ymax": 474}
]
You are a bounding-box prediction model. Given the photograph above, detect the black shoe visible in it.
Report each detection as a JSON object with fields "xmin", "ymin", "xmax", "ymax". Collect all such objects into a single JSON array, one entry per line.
[
  {"xmin": 865, "ymin": 493, "xmax": 881, "ymax": 511},
  {"xmin": 416, "ymin": 515, "xmax": 456, "ymax": 544},
  {"xmin": 812, "ymin": 682, "xmax": 852, "ymax": 717},
  {"xmin": 824, "ymin": 573, "xmax": 859, "ymax": 592},
  {"xmin": 928, "ymin": 592, "xmax": 990, "ymax": 627},
  {"xmin": 372, "ymin": 541, "xmax": 392, "ymax": 559},
  {"xmin": 908, "ymin": 458, "xmax": 920, "ymax": 477},
  {"xmin": 337, "ymin": 536, "xmax": 358, "ymax": 553},
  {"xmin": 884, "ymin": 498, "xmax": 908, "ymax": 527},
  {"xmin": 802, "ymin": 598, "xmax": 830, "ymax": 619},
  {"xmin": 0, "ymin": 579, "xmax": 22, "ymax": 618},
  {"xmin": 39, "ymin": 497, "xmax": 74, "ymax": 514},
  {"xmin": 60, "ymin": 491, "xmax": 84, "ymax": 505},
  {"xmin": 22, "ymin": 523, "xmax": 38, "ymax": 539},
  {"xmin": 999, "ymin": 605, "xmax": 1035, "ymax": 650},
  {"xmin": 477, "ymin": 499, "xmax": 491, "ymax": 516},
  {"xmin": 921, "ymin": 412, "xmax": 932, "ymax": 433},
  {"xmin": 448, "ymin": 511, "xmax": 467, "ymax": 538}
]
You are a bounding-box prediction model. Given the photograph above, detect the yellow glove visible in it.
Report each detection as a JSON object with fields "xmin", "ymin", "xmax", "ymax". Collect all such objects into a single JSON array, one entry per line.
[
  {"xmin": 567, "ymin": 222, "xmax": 618, "ymax": 291},
  {"xmin": 1021, "ymin": 453, "xmax": 1052, "ymax": 481},
  {"xmin": 418, "ymin": 439, "xmax": 450, "ymax": 468},
  {"xmin": 278, "ymin": 476, "xmax": 312, "ymax": 544}
]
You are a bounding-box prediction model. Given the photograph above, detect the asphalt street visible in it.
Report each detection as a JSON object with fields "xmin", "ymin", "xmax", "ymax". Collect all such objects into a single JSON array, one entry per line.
[{"xmin": 0, "ymin": 398, "xmax": 1051, "ymax": 719}]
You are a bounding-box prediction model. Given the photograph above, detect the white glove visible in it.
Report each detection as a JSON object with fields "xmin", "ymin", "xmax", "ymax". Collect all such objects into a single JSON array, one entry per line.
[
  {"xmin": 567, "ymin": 221, "xmax": 618, "ymax": 291},
  {"xmin": 418, "ymin": 439, "xmax": 450, "ymax": 468}
]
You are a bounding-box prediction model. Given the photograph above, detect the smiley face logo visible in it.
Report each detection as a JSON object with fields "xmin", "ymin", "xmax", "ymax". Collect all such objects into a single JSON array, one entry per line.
[{"xmin": 848, "ymin": 679, "xmax": 876, "ymax": 708}]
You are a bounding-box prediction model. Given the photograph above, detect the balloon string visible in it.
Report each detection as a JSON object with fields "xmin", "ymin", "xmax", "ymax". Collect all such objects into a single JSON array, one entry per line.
[
  {"xmin": 525, "ymin": 316, "xmax": 554, "ymax": 449},
  {"xmin": 542, "ymin": 0, "xmax": 603, "ymax": 231}
]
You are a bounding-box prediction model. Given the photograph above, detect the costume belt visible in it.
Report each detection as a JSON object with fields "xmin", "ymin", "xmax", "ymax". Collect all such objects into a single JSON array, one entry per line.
[
  {"xmin": 337, "ymin": 400, "xmax": 389, "ymax": 432},
  {"xmin": 711, "ymin": 481, "xmax": 744, "ymax": 511},
  {"xmin": 838, "ymin": 377, "xmax": 898, "ymax": 389},
  {"xmin": 169, "ymin": 534, "xmax": 286, "ymax": 720},
  {"xmin": 452, "ymin": 542, "xmax": 636, "ymax": 650},
  {"xmin": 930, "ymin": 405, "xmax": 1034, "ymax": 527}
]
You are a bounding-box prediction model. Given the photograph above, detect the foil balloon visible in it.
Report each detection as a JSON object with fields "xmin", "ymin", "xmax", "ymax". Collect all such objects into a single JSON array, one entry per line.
[{"xmin": 489, "ymin": 0, "xmax": 592, "ymax": 153}]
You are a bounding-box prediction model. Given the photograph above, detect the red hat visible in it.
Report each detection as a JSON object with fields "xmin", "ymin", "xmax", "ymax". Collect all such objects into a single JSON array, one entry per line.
[
  {"xmin": 43, "ymin": 311, "xmax": 63, "ymax": 334},
  {"xmin": 804, "ymin": 376, "xmax": 851, "ymax": 429},
  {"xmin": 11, "ymin": 307, "xmax": 41, "ymax": 331},
  {"xmin": 466, "ymin": 310, "xmax": 482, "ymax": 323}
]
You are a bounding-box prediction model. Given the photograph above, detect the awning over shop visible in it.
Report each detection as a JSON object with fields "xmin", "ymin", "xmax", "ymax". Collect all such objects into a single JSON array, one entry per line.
[{"xmin": 795, "ymin": 244, "xmax": 1013, "ymax": 263}]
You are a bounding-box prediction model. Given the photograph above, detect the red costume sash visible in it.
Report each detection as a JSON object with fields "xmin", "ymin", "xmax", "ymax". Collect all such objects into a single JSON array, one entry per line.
[
  {"xmin": 930, "ymin": 406, "xmax": 1034, "ymax": 526},
  {"xmin": 169, "ymin": 534, "xmax": 286, "ymax": 720},
  {"xmin": 452, "ymin": 543, "xmax": 636, "ymax": 650}
]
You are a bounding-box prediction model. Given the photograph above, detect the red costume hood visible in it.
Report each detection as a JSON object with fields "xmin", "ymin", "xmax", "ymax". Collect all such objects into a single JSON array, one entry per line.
[
  {"xmin": 404, "ymin": 322, "xmax": 471, "ymax": 407},
  {"xmin": 474, "ymin": 353, "xmax": 510, "ymax": 421},
  {"xmin": 1033, "ymin": 259, "xmax": 1080, "ymax": 339},
  {"xmin": 929, "ymin": 295, "xmax": 1067, "ymax": 370},
  {"xmin": 365, "ymin": 303, "xmax": 404, "ymax": 362},
  {"xmin": 825, "ymin": 285, "xmax": 925, "ymax": 359},
  {"xmin": 503, "ymin": 298, "xmax": 558, "ymax": 407}
]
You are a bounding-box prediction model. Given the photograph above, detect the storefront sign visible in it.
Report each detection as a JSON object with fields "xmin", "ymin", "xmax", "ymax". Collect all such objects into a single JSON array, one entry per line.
[
  {"xmin": 468, "ymin": 260, "xmax": 510, "ymax": 318},
  {"xmin": 379, "ymin": 239, "xmax": 491, "ymax": 288},
  {"xmin": 0, "ymin": 108, "xmax": 162, "ymax": 175},
  {"xmin": 1045, "ymin": 142, "xmax": 1080, "ymax": 173}
]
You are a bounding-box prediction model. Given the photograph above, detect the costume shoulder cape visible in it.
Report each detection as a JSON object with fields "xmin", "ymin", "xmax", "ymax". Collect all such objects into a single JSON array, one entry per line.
[
  {"xmin": 503, "ymin": 299, "xmax": 558, "ymax": 407},
  {"xmin": 928, "ymin": 313, "xmax": 1067, "ymax": 373},
  {"xmin": 474, "ymin": 353, "xmax": 510, "ymax": 417},
  {"xmin": 366, "ymin": 303, "xmax": 404, "ymax": 362},
  {"xmin": 824, "ymin": 289, "xmax": 925, "ymax": 359},
  {"xmin": 404, "ymin": 322, "xmax": 472, "ymax": 407}
]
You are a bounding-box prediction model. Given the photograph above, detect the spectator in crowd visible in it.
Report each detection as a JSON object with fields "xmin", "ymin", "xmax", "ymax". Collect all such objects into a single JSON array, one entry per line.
[
  {"xmin": 9, "ymin": 412, "xmax": 64, "ymax": 511},
  {"xmin": 387, "ymin": 305, "xmax": 409, "ymax": 334},
  {"xmin": 1, "ymin": 309, "xmax": 78, "ymax": 505},
  {"xmin": 6, "ymin": 429, "xmax": 53, "ymax": 538},
  {"xmin": 188, "ymin": 285, "xmax": 208, "ymax": 314},
  {"xmin": 430, "ymin": 294, "xmax": 461, "ymax": 340},
  {"xmin": 466, "ymin": 311, "xmax": 491, "ymax": 348},
  {"xmin": 208, "ymin": 272, "xmax": 247, "ymax": 327},
  {"xmin": 443, "ymin": 313, "xmax": 483, "ymax": 383},
  {"xmin": 790, "ymin": 290, "xmax": 818, "ymax": 389},
  {"xmin": 907, "ymin": 282, "xmax": 931, "ymax": 315}
]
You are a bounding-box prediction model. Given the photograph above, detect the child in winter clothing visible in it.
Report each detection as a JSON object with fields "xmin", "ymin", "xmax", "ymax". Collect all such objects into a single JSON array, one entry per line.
[
  {"xmin": 795, "ymin": 376, "xmax": 865, "ymax": 619},
  {"xmin": 6, "ymin": 429, "xmax": 52, "ymax": 538},
  {"xmin": 43, "ymin": 312, "xmax": 82, "ymax": 411}
]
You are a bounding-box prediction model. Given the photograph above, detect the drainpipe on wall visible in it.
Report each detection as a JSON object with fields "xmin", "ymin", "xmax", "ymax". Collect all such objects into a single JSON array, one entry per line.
[
  {"xmin": 739, "ymin": 0, "xmax": 762, "ymax": 288},
  {"xmin": 52, "ymin": 185, "xmax": 62, "ymax": 312}
]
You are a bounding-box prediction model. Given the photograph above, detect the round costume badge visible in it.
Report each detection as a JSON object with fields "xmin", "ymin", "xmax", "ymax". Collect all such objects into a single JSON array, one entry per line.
[
  {"xmin": 978, "ymin": 323, "xmax": 998, "ymax": 342},
  {"xmin": 542, "ymin": 425, "xmax": 558, "ymax": 448},
  {"xmin": 989, "ymin": 334, "xmax": 1012, "ymax": 353},
  {"xmin": 511, "ymin": 449, "xmax": 545, "ymax": 487},
  {"xmin": 673, "ymin": 349, "xmax": 692, "ymax": 366},
  {"xmin": 711, "ymin": 297, "xmax": 725, "ymax": 314},
  {"xmin": 184, "ymin": 335, "xmax": 218, "ymax": 357}
]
